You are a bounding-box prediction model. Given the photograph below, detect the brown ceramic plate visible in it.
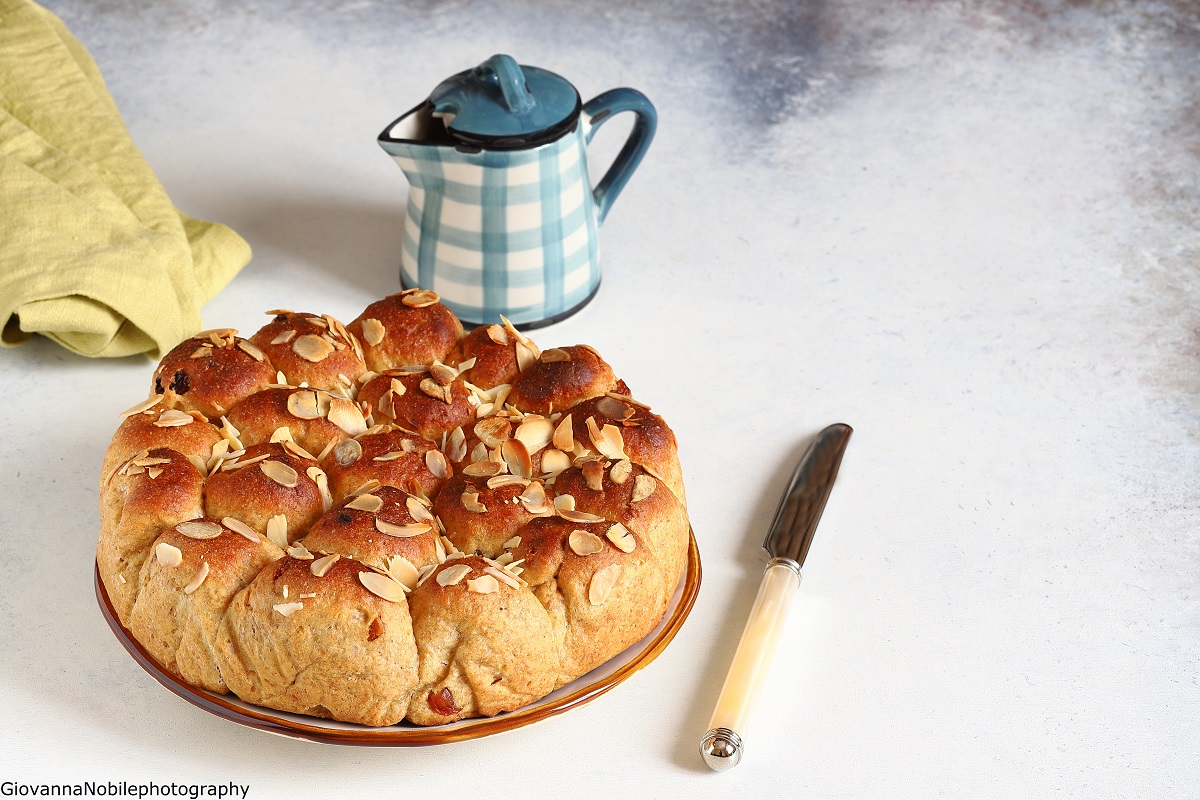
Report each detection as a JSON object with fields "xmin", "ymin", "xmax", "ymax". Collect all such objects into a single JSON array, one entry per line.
[{"xmin": 95, "ymin": 532, "xmax": 701, "ymax": 746}]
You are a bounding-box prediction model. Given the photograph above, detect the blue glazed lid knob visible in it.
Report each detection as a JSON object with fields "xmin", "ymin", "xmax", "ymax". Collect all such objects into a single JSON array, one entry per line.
[{"xmin": 428, "ymin": 54, "xmax": 581, "ymax": 148}]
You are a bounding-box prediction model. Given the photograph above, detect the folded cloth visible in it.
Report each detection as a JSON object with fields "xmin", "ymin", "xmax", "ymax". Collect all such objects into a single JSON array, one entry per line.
[{"xmin": 0, "ymin": 0, "xmax": 250, "ymax": 358}]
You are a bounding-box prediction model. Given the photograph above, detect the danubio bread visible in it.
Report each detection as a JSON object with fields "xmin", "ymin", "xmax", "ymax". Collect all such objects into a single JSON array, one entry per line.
[{"xmin": 97, "ymin": 289, "xmax": 689, "ymax": 726}]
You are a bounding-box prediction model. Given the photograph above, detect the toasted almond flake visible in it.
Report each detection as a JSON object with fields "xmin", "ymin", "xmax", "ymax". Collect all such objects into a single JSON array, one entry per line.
[
  {"xmin": 589, "ymin": 564, "xmax": 622, "ymax": 605},
  {"xmin": 307, "ymin": 466, "xmax": 333, "ymax": 511},
  {"xmin": 222, "ymin": 452, "xmax": 270, "ymax": 472},
  {"xmin": 434, "ymin": 537, "xmax": 447, "ymax": 564},
  {"xmin": 183, "ymin": 562, "xmax": 209, "ymax": 594},
  {"xmin": 293, "ymin": 334, "xmax": 335, "ymax": 362},
  {"xmin": 502, "ymin": 535, "xmax": 522, "ymax": 550},
  {"xmin": 483, "ymin": 566, "xmax": 522, "ymax": 589},
  {"xmin": 311, "ymin": 553, "xmax": 341, "ymax": 577},
  {"xmin": 283, "ymin": 440, "xmax": 318, "ymax": 461},
  {"xmin": 266, "ymin": 515, "xmax": 289, "ymax": 549},
  {"xmin": 586, "ymin": 416, "xmax": 627, "ymax": 460},
  {"xmin": 286, "ymin": 391, "xmax": 324, "ymax": 422},
  {"xmin": 540, "ymin": 347, "xmax": 571, "ymax": 363},
  {"xmin": 373, "ymin": 450, "xmax": 406, "ymax": 462},
  {"xmin": 487, "ymin": 475, "xmax": 530, "ymax": 490},
  {"xmin": 539, "ymin": 448, "xmax": 571, "ymax": 476},
  {"xmin": 346, "ymin": 493, "xmax": 384, "ymax": 513},
  {"xmin": 120, "ymin": 396, "xmax": 162, "ymax": 418},
  {"xmin": 266, "ymin": 308, "xmax": 294, "ymax": 317},
  {"xmin": 352, "ymin": 479, "xmax": 382, "ymax": 496},
  {"xmin": 146, "ymin": 467, "xmax": 163, "ymax": 480},
  {"xmin": 553, "ymin": 494, "xmax": 576, "ymax": 512},
  {"xmin": 560, "ymin": 508, "xmax": 605, "ymax": 523},
  {"xmin": 425, "ymin": 450, "xmax": 449, "ymax": 479},
  {"xmin": 387, "ymin": 555, "xmax": 420, "ymax": 589},
  {"xmin": 460, "ymin": 490, "xmax": 487, "ymax": 513},
  {"xmin": 401, "ymin": 288, "xmax": 440, "ymax": 308},
  {"xmin": 404, "ymin": 497, "xmax": 433, "ymax": 524},
  {"xmin": 552, "ymin": 414, "xmax": 574, "ymax": 451},
  {"xmin": 177, "ymin": 520, "xmax": 222, "ymax": 540},
  {"xmin": 270, "ymin": 426, "xmax": 294, "ymax": 444},
  {"xmin": 419, "ymin": 377, "xmax": 452, "ymax": 403},
  {"xmin": 495, "ymin": 552, "xmax": 515, "ymax": 566},
  {"xmin": 582, "ymin": 460, "xmax": 606, "ymax": 492},
  {"xmin": 514, "ymin": 340, "xmax": 538, "ymax": 372},
  {"xmin": 596, "ymin": 396, "xmax": 635, "ymax": 421},
  {"xmin": 153, "ymin": 409, "xmax": 194, "ymax": 428},
  {"xmin": 446, "ymin": 426, "xmax": 468, "ymax": 463},
  {"xmin": 155, "ymin": 542, "xmax": 183, "ymax": 566},
  {"xmin": 320, "ymin": 399, "xmax": 361, "ymax": 437},
  {"xmin": 632, "ymin": 474, "xmax": 657, "ymax": 502},
  {"xmin": 186, "ymin": 454, "xmax": 209, "ymax": 475},
  {"xmin": 238, "ymin": 340, "xmax": 267, "ymax": 362},
  {"xmin": 388, "ymin": 378, "xmax": 407, "ymax": 399},
  {"xmin": 609, "ymin": 459, "xmax": 633, "ymax": 484},
  {"xmin": 359, "ymin": 571, "xmax": 407, "ymax": 602},
  {"xmin": 220, "ymin": 517, "xmax": 258, "ymax": 542},
  {"xmin": 501, "ymin": 438, "xmax": 533, "ymax": 479},
  {"xmin": 569, "ymin": 529, "xmax": 605, "ymax": 556},
  {"xmin": 474, "ymin": 417, "xmax": 511, "ymax": 449},
  {"xmin": 260, "ymin": 460, "xmax": 299, "ymax": 487},
  {"xmin": 436, "ymin": 563, "xmax": 472, "ymax": 587},
  {"xmin": 514, "ymin": 416, "xmax": 554, "ymax": 453},
  {"xmin": 360, "ymin": 319, "xmax": 387, "ymax": 348},
  {"xmin": 518, "ymin": 482, "xmax": 554, "ymax": 515},
  {"xmin": 486, "ymin": 324, "xmax": 509, "ymax": 345},
  {"xmin": 271, "ymin": 329, "xmax": 297, "ymax": 345},
  {"xmin": 287, "ymin": 542, "xmax": 315, "ymax": 560},
  {"xmin": 467, "ymin": 574, "xmax": 500, "ymax": 595},
  {"xmin": 274, "ymin": 601, "xmax": 304, "ymax": 616},
  {"xmin": 190, "ymin": 346, "xmax": 213, "ymax": 359},
  {"xmin": 430, "ymin": 362, "xmax": 457, "ymax": 386},
  {"xmin": 607, "ymin": 523, "xmax": 636, "ymax": 553},
  {"xmin": 376, "ymin": 519, "xmax": 432, "ymax": 538},
  {"xmin": 325, "ymin": 441, "xmax": 359, "ymax": 472}
]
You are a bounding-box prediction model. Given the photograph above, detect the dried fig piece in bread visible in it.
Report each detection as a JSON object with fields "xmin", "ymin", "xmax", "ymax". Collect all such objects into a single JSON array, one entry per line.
[{"xmin": 151, "ymin": 332, "xmax": 277, "ymax": 419}]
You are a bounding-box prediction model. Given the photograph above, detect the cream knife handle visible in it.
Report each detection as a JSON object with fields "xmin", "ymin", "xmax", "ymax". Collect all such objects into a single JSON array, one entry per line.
[{"xmin": 700, "ymin": 558, "xmax": 801, "ymax": 771}]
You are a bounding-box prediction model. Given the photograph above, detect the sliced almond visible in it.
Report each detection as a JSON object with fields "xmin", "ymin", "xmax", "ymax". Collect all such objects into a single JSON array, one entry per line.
[
  {"xmin": 596, "ymin": 395, "xmax": 635, "ymax": 421},
  {"xmin": 419, "ymin": 377, "xmax": 452, "ymax": 403},
  {"xmin": 609, "ymin": 459, "xmax": 633, "ymax": 485},
  {"xmin": 487, "ymin": 475, "xmax": 530, "ymax": 490},
  {"xmin": 293, "ymin": 334, "xmax": 335, "ymax": 362},
  {"xmin": 177, "ymin": 520, "xmax": 222, "ymax": 540},
  {"xmin": 514, "ymin": 339, "xmax": 538, "ymax": 372},
  {"xmin": 311, "ymin": 553, "xmax": 341, "ymax": 577},
  {"xmin": 153, "ymin": 409, "xmax": 194, "ymax": 428},
  {"xmin": 406, "ymin": 496, "xmax": 435, "ymax": 522},
  {"xmin": 467, "ymin": 574, "xmax": 500, "ymax": 594},
  {"xmin": 376, "ymin": 519, "xmax": 432, "ymax": 538},
  {"xmin": 460, "ymin": 490, "xmax": 487, "ymax": 513},
  {"xmin": 384, "ymin": 556, "xmax": 418, "ymax": 590},
  {"xmin": 155, "ymin": 542, "xmax": 183, "ymax": 566},
  {"xmin": 373, "ymin": 450, "xmax": 406, "ymax": 462},
  {"xmin": 120, "ymin": 396, "xmax": 162, "ymax": 418},
  {"xmin": 430, "ymin": 362, "xmax": 457, "ymax": 386},
  {"xmin": 587, "ymin": 417, "xmax": 627, "ymax": 460},
  {"xmin": 436, "ymin": 563, "xmax": 472, "ymax": 587},
  {"xmin": 474, "ymin": 417, "xmax": 511, "ymax": 449},
  {"xmin": 333, "ymin": 438, "xmax": 360, "ymax": 470},
  {"xmin": 352, "ymin": 479, "xmax": 382, "ymax": 496},
  {"xmin": 582, "ymin": 460, "xmax": 606, "ymax": 492},
  {"xmin": 501, "ymin": 438, "xmax": 533, "ymax": 479},
  {"xmin": 270, "ymin": 426, "xmax": 295, "ymax": 444},
  {"xmin": 486, "ymin": 324, "xmax": 509, "ymax": 345},
  {"xmin": 446, "ymin": 426, "xmax": 468, "ymax": 463},
  {"xmin": 359, "ymin": 571, "xmax": 407, "ymax": 602},
  {"xmin": 328, "ymin": 397, "xmax": 367, "ymax": 435},
  {"xmin": 606, "ymin": 522, "xmax": 636, "ymax": 553},
  {"xmin": 632, "ymin": 474, "xmax": 657, "ymax": 502},
  {"xmin": 260, "ymin": 460, "xmax": 299, "ymax": 488},
  {"xmin": 540, "ymin": 448, "xmax": 571, "ymax": 476},
  {"xmin": 238, "ymin": 340, "xmax": 266, "ymax": 362},
  {"xmin": 307, "ymin": 466, "xmax": 333, "ymax": 512},
  {"xmin": 282, "ymin": 440, "xmax": 318, "ymax": 462},
  {"xmin": 183, "ymin": 562, "xmax": 210, "ymax": 594},
  {"xmin": 483, "ymin": 565, "xmax": 522, "ymax": 589},
  {"xmin": 425, "ymin": 449, "xmax": 449, "ymax": 479},
  {"xmin": 271, "ymin": 329, "xmax": 297, "ymax": 345},
  {"xmin": 401, "ymin": 288, "xmax": 439, "ymax": 308},
  {"xmin": 552, "ymin": 414, "xmax": 574, "ymax": 451},
  {"xmin": 287, "ymin": 390, "xmax": 323, "ymax": 420},
  {"xmin": 222, "ymin": 517, "xmax": 259, "ymax": 543},
  {"xmin": 514, "ymin": 416, "xmax": 554, "ymax": 453},
  {"xmin": 288, "ymin": 543, "xmax": 314, "ymax": 560},
  {"xmin": 517, "ymin": 481, "xmax": 553, "ymax": 515},
  {"xmin": 553, "ymin": 494, "xmax": 576, "ymax": 512},
  {"xmin": 569, "ymin": 529, "xmax": 605, "ymax": 556},
  {"xmin": 346, "ymin": 493, "xmax": 384, "ymax": 513},
  {"xmin": 361, "ymin": 318, "xmax": 386, "ymax": 346},
  {"xmin": 266, "ymin": 515, "xmax": 289, "ymax": 549},
  {"xmin": 502, "ymin": 535, "xmax": 522, "ymax": 550},
  {"xmin": 560, "ymin": 509, "xmax": 605, "ymax": 523},
  {"xmin": 540, "ymin": 347, "xmax": 571, "ymax": 363},
  {"xmin": 589, "ymin": 564, "xmax": 622, "ymax": 605},
  {"xmin": 274, "ymin": 601, "xmax": 304, "ymax": 616}
]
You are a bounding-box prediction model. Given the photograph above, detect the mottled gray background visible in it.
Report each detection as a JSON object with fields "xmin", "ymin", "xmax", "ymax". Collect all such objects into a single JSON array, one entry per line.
[{"xmin": 2, "ymin": 1, "xmax": 1197, "ymax": 797}]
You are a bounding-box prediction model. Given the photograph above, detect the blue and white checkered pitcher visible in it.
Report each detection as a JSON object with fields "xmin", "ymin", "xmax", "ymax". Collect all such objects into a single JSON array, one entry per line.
[{"xmin": 379, "ymin": 55, "xmax": 656, "ymax": 328}]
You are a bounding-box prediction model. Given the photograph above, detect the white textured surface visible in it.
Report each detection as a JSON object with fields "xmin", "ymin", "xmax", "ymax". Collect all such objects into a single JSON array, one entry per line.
[{"xmin": 1, "ymin": 1, "xmax": 1197, "ymax": 797}]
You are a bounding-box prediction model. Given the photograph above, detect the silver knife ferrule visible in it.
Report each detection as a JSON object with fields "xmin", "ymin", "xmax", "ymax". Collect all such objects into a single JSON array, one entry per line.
[
  {"xmin": 767, "ymin": 556, "xmax": 802, "ymax": 581},
  {"xmin": 700, "ymin": 727, "xmax": 743, "ymax": 771}
]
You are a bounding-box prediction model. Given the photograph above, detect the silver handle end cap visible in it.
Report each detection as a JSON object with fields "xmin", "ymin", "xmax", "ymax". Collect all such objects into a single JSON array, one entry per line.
[{"xmin": 699, "ymin": 727, "xmax": 743, "ymax": 771}]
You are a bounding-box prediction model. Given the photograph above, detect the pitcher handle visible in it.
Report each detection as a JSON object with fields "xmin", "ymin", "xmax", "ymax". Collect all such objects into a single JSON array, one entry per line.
[{"xmin": 581, "ymin": 88, "xmax": 657, "ymax": 225}]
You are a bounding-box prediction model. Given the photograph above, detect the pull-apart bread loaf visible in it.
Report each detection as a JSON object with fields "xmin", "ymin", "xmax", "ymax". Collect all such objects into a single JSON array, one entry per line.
[{"xmin": 98, "ymin": 290, "xmax": 689, "ymax": 726}]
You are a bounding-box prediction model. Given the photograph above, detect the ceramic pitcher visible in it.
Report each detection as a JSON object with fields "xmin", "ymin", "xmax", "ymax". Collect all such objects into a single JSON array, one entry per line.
[{"xmin": 378, "ymin": 54, "xmax": 656, "ymax": 328}]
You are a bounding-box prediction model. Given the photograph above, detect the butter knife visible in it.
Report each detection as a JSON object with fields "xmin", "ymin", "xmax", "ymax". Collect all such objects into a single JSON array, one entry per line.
[{"xmin": 700, "ymin": 423, "xmax": 852, "ymax": 771}]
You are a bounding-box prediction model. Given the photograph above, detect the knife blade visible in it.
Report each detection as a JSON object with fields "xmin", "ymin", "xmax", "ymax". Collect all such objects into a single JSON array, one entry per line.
[{"xmin": 700, "ymin": 423, "xmax": 852, "ymax": 771}]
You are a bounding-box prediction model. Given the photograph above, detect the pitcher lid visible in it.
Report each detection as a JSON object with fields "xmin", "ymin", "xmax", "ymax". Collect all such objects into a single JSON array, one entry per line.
[{"xmin": 428, "ymin": 54, "xmax": 581, "ymax": 149}]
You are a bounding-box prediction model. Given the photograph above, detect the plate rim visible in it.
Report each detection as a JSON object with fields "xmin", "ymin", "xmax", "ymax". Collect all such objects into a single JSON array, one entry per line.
[{"xmin": 95, "ymin": 531, "xmax": 701, "ymax": 746}]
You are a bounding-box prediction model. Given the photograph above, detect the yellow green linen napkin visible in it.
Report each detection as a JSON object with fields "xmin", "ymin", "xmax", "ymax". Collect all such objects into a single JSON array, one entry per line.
[{"xmin": 0, "ymin": 0, "xmax": 251, "ymax": 358}]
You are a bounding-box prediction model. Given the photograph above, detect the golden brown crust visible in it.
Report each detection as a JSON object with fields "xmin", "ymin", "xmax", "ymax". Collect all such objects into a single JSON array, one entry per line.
[
  {"xmin": 151, "ymin": 333, "xmax": 277, "ymax": 419},
  {"xmin": 248, "ymin": 311, "xmax": 366, "ymax": 391},
  {"xmin": 98, "ymin": 299, "xmax": 689, "ymax": 728},
  {"xmin": 507, "ymin": 345, "xmax": 617, "ymax": 414},
  {"xmin": 347, "ymin": 292, "xmax": 463, "ymax": 371}
]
